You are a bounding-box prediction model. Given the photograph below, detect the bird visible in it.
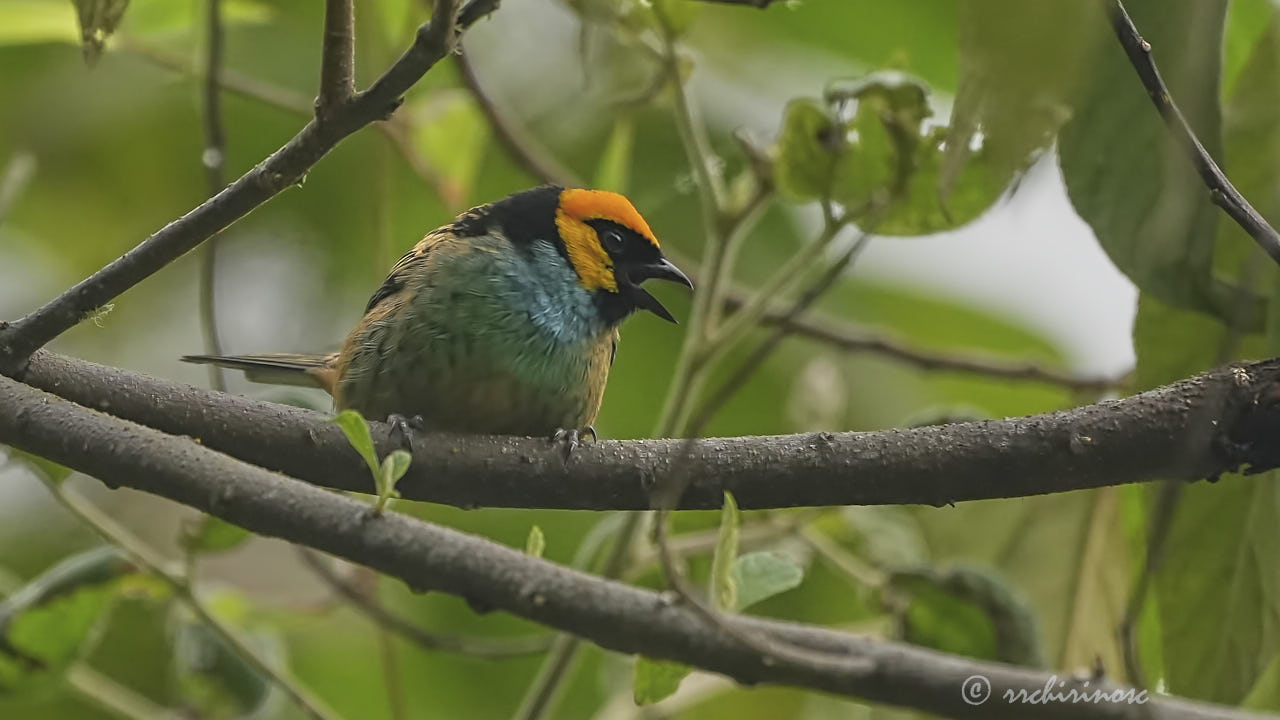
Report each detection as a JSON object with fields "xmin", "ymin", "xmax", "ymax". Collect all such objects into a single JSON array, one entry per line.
[{"xmin": 182, "ymin": 185, "xmax": 692, "ymax": 446}]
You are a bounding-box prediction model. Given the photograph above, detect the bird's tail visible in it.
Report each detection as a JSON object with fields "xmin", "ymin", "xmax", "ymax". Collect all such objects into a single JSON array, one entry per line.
[{"xmin": 181, "ymin": 352, "xmax": 338, "ymax": 392}]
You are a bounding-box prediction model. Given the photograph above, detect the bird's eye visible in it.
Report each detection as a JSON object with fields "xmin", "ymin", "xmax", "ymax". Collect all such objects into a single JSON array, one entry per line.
[{"xmin": 601, "ymin": 229, "xmax": 626, "ymax": 254}]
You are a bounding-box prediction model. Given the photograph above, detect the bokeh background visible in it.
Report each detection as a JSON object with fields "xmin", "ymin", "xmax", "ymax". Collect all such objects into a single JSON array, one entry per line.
[{"xmin": 1, "ymin": 0, "xmax": 1276, "ymax": 718}]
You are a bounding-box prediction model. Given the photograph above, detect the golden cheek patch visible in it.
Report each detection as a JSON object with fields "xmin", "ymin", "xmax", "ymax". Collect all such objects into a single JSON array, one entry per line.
[{"xmin": 555, "ymin": 208, "xmax": 618, "ymax": 292}]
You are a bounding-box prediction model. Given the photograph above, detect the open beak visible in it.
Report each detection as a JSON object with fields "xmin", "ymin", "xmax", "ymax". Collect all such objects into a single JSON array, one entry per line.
[{"xmin": 620, "ymin": 258, "xmax": 694, "ymax": 323}]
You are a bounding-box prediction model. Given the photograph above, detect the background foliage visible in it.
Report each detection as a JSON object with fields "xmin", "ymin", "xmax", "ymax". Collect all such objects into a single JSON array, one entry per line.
[{"xmin": 0, "ymin": 0, "xmax": 1277, "ymax": 718}]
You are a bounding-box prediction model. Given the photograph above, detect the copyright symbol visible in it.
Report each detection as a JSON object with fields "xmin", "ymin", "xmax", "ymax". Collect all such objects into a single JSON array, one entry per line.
[{"xmin": 962, "ymin": 675, "xmax": 991, "ymax": 705}]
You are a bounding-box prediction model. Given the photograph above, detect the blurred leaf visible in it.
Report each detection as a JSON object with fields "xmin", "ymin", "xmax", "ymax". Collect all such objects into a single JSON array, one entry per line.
[
  {"xmin": 4, "ymin": 447, "xmax": 72, "ymax": 485},
  {"xmin": 333, "ymin": 409, "xmax": 380, "ymax": 480},
  {"xmin": 71, "ymin": 0, "xmax": 129, "ymax": 64},
  {"xmin": 1059, "ymin": 0, "xmax": 1228, "ymax": 316},
  {"xmin": 945, "ymin": 1, "xmax": 1098, "ymax": 199},
  {"xmin": 841, "ymin": 506, "xmax": 929, "ymax": 568},
  {"xmin": 650, "ymin": 0, "xmax": 699, "ymax": 36},
  {"xmin": 407, "ymin": 91, "xmax": 489, "ymax": 205},
  {"xmin": 181, "ymin": 515, "xmax": 251, "ymax": 556},
  {"xmin": 710, "ymin": 492, "xmax": 740, "ymax": 611},
  {"xmin": 525, "ymin": 525, "xmax": 546, "ymax": 559},
  {"xmin": 888, "ymin": 565, "xmax": 1045, "ymax": 667},
  {"xmin": 774, "ymin": 74, "xmax": 1006, "ymax": 233},
  {"xmin": 1057, "ymin": 488, "xmax": 1129, "ymax": 679},
  {"xmin": 731, "ymin": 551, "xmax": 804, "ymax": 611},
  {"xmin": 1224, "ymin": 0, "xmax": 1275, "ymax": 98},
  {"xmin": 0, "ymin": 1, "xmax": 79, "ymax": 46},
  {"xmin": 1213, "ymin": 8, "xmax": 1280, "ymax": 301},
  {"xmin": 124, "ymin": 0, "xmax": 272, "ymax": 39},
  {"xmin": 593, "ymin": 117, "xmax": 635, "ymax": 194},
  {"xmin": 375, "ymin": 0, "xmax": 412, "ymax": 46},
  {"xmin": 375, "ymin": 449, "xmax": 411, "ymax": 513},
  {"xmin": 773, "ymin": 98, "xmax": 842, "ymax": 202},
  {"xmin": 1132, "ymin": 293, "xmax": 1274, "ymax": 703},
  {"xmin": 169, "ymin": 590, "xmax": 278, "ymax": 719},
  {"xmin": 0, "ymin": 547, "xmax": 133, "ymax": 693},
  {"xmin": 633, "ymin": 656, "xmax": 690, "ymax": 706},
  {"xmin": 1243, "ymin": 653, "xmax": 1280, "ymax": 711}
]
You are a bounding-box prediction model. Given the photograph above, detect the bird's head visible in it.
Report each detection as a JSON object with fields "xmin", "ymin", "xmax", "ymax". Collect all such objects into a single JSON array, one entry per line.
[{"xmin": 551, "ymin": 187, "xmax": 693, "ymax": 324}]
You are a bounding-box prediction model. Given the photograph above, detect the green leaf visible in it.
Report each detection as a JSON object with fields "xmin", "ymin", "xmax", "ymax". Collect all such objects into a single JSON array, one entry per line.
[
  {"xmin": 525, "ymin": 525, "xmax": 546, "ymax": 558},
  {"xmin": 731, "ymin": 551, "xmax": 804, "ymax": 611},
  {"xmin": 0, "ymin": 548, "xmax": 134, "ymax": 693},
  {"xmin": 407, "ymin": 91, "xmax": 489, "ymax": 204},
  {"xmin": 0, "ymin": 1, "xmax": 79, "ymax": 46},
  {"xmin": 333, "ymin": 409, "xmax": 380, "ymax": 480},
  {"xmin": 170, "ymin": 589, "xmax": 277, "ymax": 718},
  {"xmin": 181, "ymin": 515, "xmax": 252, "ymax": 556},
  {"xmin": 1057, "ymin": 488, "xmax": 1130, "ymax": 678},
  {"xmin": 70, "ymin": 0, "xmax": 129, "ymax": 65},
  {"xmin": 375, "ymin": 450, "xmax": 411, "ymax": 514},
  {"xmin": 593, "ymin": 117, "xmax": 635, "ymax": 194},
  {"xmin": 945, "ymin": 1, "xmax": 1097, "ymax": 198},
  {"xmin": 709, "ymin": 492, "xmax": 740, "ymax": 612},
  {"xmin": 1130, "ymin": 18, "xmax": 1280, "ymax": 698},
  {"xmin": 888, "ymin": 565, "xmax": 1046, "ymax": 668},
  {"xmin": 1243, "ymin": 653, "xmax": 1280, "ymax": 711},
  {"xmin": 1059, "ymin": 0, "xmax": 1227, "ymax": 315},
  {"xmin": 633, "ymin": 656, "xmax": 691, "ymax": 705},
  {"xmin": 773, "ymin": 98, "xmax": 843, "ymax": 202},
  {"xmin": 774, "ymin": 74, "xmax": 1006, "ymax": 234}
]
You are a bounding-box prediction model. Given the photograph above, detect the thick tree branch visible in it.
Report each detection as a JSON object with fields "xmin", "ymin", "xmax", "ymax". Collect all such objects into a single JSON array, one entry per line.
[
  {"xmin": 1107, "ymin": 0, "xmax": 1280, "ymax": 266},
  {"xmin": 0, "ymin": 375, "xmax": 1270, "ymax": 720},
  {"xmin": 15, "ymin": 351, "xmax": 1280, "ymax": 511},
  {"xmin": 0, "ymin": 0, "xmax": 497, "ymax": 374}
]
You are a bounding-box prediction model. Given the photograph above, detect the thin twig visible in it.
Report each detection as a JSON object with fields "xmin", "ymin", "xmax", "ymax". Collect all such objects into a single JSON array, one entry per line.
[
  {"xmin": 454, "ymin": 45, "xmax": 580, "ymax": 187},
  {"xmin": 1106, "ymin": 0, "xmax": 1280, "ymax": 266},
  {"xmin": 66, "ymin": 662, "xmax": 179, "ymax": 720},
  {"xmin": 297, "ymin": 549, "xmax": 553, "ymax": 658},
  {"xmin": 690, "ymin": 0, "xmax": 781, "ymax": 7},
  {"xmin": 316, "ymin": 0, "xmax": 357, "ymax": 120},
  {"xmin": 690, "ymin": 227, "xmax": 864, "ymax": 435},
  {"xmin": 0, "ymin": 0, "xmax": 494, "ymax": 373},
  {"xmin": 198, "ymin": 0, "xmax": 228, "ymax": 392},
  {"xmin": 735, "ymin": 294, "xmax": 1132, "ymax": 393},
  {"xmin": 39, "ymin": 481, "xmax": 343, "ymax": 720}
]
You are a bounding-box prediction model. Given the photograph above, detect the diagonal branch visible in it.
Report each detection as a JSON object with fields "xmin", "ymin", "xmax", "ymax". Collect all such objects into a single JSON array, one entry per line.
[
  {"xmin": 741, "ymin": 295, "xmax": 1131, "ymax": 393},
  {"xmin": 15, "ymin": 351, "xmax": 1280, "ymax": 511},
  {"xmin": 0, "ymin": 374, "xmax": 1273, "ymax": 720},
  {"xmin": 0, "ymin": 0, "xmax": 497, "ymax": 375},
  {"xmin": 454, "ymin": 45, "xmax": 580, "ymax": 187},
  {"xmin": 1107, "ymin": 0, "xmax": 1280, "ymax": 266}
]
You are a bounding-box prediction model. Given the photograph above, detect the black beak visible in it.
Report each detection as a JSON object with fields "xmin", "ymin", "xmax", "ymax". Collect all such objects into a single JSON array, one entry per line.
[{"xmin": 620, "ymin": 258, "xmax": 694, "ymax": 323}]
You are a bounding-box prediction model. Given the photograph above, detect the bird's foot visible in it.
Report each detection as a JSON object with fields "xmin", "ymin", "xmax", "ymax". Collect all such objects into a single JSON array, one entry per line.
[
  {"xmin": 387, "ymin": 413, "xmax": 426, "ymax": 451},
  {"xmin": 551, "ymin": 425, "xmax": 596, "ymax": 462}
]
